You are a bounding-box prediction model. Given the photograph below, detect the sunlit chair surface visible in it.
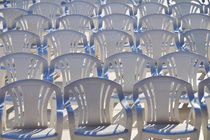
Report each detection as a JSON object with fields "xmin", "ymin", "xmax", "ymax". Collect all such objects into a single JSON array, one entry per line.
[
  {"xmin": 179, "ymin": 13, "xmax": 210, "ymax": 31},
  {"xmin": 136, "ymin": 2, "xmax": 168, "ymax": 18},
  {"xmin": 104, "ymin": 52, "xmax": 155, "ymax": 100},
  {"xmin": 139, "ymin": 14, "xmax": 176, "ymax": 32},
  {"xmin": 65, "ymin": 1, "xmax": 98, "ymax": 17},
  {"xmin": 99, "ymin": 14, "xmax": 137, "ymax": 36},
  {"xmin": 198, "ymin": 77, "xmax": 210, "ymax": 140},
  {"xmin": 91, "ymin": 30, "xmax": 134, "ymax": 61},
  {"xmin": 0, "ymin": 30, "xmax": 41, "ymax": 55},
  {"xmin": 135, "ymin": 29, "xmax": 178, "ymax": 60},
  {"xmin": 158, "ymin": 51, "xmax": 209, "ymax": 91},
  {"xmin": 64, "ymin": 77, "xmax": 132, "ymax": 140},
  {"xmin": 99, "ymin": 2, "xmax": 133, "ymax": 16},
  {"xmin": 44, "ymin": 30, "xmax": 89, "ymax": 60},
  {"xmin": 181, "ymin": 29, "xmax": 210, "ymax": 60},
  {"xmin": 133, "ymin": 76, "xmax": 201, "ymax": 139},
  {"xmin": 29, "ymin": 2, "xmax": 63, "ymax": 27},
  {"xmin": 169, "ymin": 2, "xmax": 202, "ymax": 20},
  {"xmin": 0, "ymin": 79, "xmax": 63, "ymax": 140},
  {"xmin": 14, "ymin": 14, "xmax": 52, "ymax": 40},
  {"xmin": 0, "ymin": 8, "xmax": 28, "ymax": 29},
  {"xmin": 50, "ymin": 53, "xmax": 102, "ymax": 88}
]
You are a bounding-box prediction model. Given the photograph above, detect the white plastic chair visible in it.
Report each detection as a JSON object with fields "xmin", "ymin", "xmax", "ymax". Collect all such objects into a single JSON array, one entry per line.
[
  {"xmin": 135, "ymin": 29, "xmax": 178, "ymax": 60},
  {"xmin": 104, "ymin": 52, "xmax": 155, "ymax": 100},
  {"xmin": 169, "ymin": 2, "xmax": 202, "ymax": 20},
  {"xmin": 198, "ymin": 77, "xmax": 210, "ymax": 140},
  {"xmin": 99, "ymin": 14, "xmax": 137, "ymax": 36},
  {"xmin": 50, "ymin": 53, "xmax": 102, "ymax": 88},
  {"xmin": 136, "ymin": 2, "xmax": 168, "ymax": 18},
  {"xmin": 0, "ymin": 8, "xmax": 28, "ymax": 29},
  {"xmin": 99, "ymin": 2, "xmax": 133, "ymax": 16},
  {"xmin": 0, "ymin": 52, "xmax": 48, "ymax": 83},
  {"xmin": 181, "ymin": 29, "xmax": 210, "ymax": 60},
  {"xmin": 179, "ymin": 13, "xmax": 210, "ymax": 31},
  {"xmin": 139, "ymin": 14, "xmax": 176, "ymax": 32},
  {"xmin": 90, "ymin": 30, "xmax": 134, "ymax": 61},
  {"xmin": 0, "ymin": 79, "xmax": 63, "ymax": 140},
  {"xmin": 29, "ymin": 2, "xmax": 63, "ymax": 28},
  {"xmin": 0, "ymin": 30, "xmax": 41, "ymax": 55},
  {"xmin": 14, "ymin": 14, "xmax": 52, "ymax": 40},
  {"xmin": 44, "ymin": 30, "xmax": 89, "ymax": 60},
  {"xmin": 64, "ymin": 77, "xmax": 132, "ymax": 140},
  {"xmin": 158, "ymin": 51, "xmax": 209, "ymax": 91},
  {"xmin": 133, "ymin": 76, "xmax": 201, "ymax": 140},
  {"xmin": 65, "ymin": 1, "xmax": 98, "ymax": 17}
]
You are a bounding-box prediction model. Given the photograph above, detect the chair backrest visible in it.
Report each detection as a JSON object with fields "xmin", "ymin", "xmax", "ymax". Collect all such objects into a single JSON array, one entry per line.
[
  {"xmin": 104, "ymin": 52, "xmax": 154, "ymax": 93},
  {"xmin": 0, "ymin": 30, "xmax": 41, "ymax": 55},
  {"xmin": 133, "ymin": 76, "xmax": 194, "ymax": 123},
  {"xmin": 181, "ymin": 29, "xmax": 210, "ymax": 60},
  {"xmin": 91, "ymin": 30, "xmax": 134, "ymax": 61},
  {"xmin": 50, "ymin": 53, "xmax": 102, "ymax": 87},
  {"xmin": 64, "ymin": 77, "xmax": 122, "ymax": 126},
  {"xmin": 139, "ymin": 14, "xmax": 176, "ymax": 32},
  {"xmin": 168, "ymin": 0, "xmax": 201, "ymax": 5},
  {"xmin": 44, "ymin": 30, "xmax": 89, "ymax": 60},
  {"xmin": 72, "ymin": 0, "xmax": 101, "ymax": 6},
  {"xmin": 179, "ymin": 13, "xmax": 210, "ymax": 31},
  {"xmin": 99, "ymin": 2, "xmax": 133, "ymax": 16},
  {"xmin": 158, "ymin": 51, "xmax": 209, "ymax": 91},
  {"xmin": 39, "ymin": 0, "xmax": 66, "ymax": 5},
  {"xmin": 105, "ymin": 0, "xmax": 135, "ymax": 4},
  {"xmin": 0, "ymin": 79, "xmax": 61, "ymax": 128},
  {"xmin": 99, "ymin": 14, "xmax": 137, "ymax": 35},
  {"xmin": 169, "ymin": 2, "xmax": 202, "ymax": 19},
  {"xmin": 135, "ymin": 29, "xmax": 178, "ymax": 60},
  {"xmin": 65, "ymin": 1, "xmax": 98, "ymax": 17},
  {"xmin": 8, "ymin": 0, "xmax": 32, "ymax": 9},
  {"xmin": 56, "ymin": 14, "xmax": 94, "ymax": 33},
  {"xmin": 29, "ymin": 2, "xmax": 63, "ymax": 26},
  {"xmin": 0, "ymin": 52, "xmax": 48, "ymax": 83},
  {"xmin": 14, "ymin": 14, "xmax": 52, "ymax": 39},
  {"xmin": 0, "ymin": 8, "xmax": 28, "ymax": 29},
  {"xmin": 137, "ymin": 2, "xmax": 168, "ymax": 17}
]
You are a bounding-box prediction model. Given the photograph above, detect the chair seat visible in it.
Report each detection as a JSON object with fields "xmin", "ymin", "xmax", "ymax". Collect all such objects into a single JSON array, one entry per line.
[
  {"xmin": 75, "ymin": 124, "xmax": 128, "ymax": 136},
  {"xmin": 143, "ymin": 123, "xmax": 196, "ymax": 135},
  {"xmin": 1, "ymin": 128, "xmax": 57, "ymax": 139}
]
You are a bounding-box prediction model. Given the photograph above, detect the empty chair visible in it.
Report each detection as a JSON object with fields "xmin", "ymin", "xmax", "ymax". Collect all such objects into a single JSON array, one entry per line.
[
  {"xmin": 139, "ymin": 14, "xmax": 176, "ymax": 32},
  {"xmin": 0, "ymin": 52, "xmax": 48, "ymax": 83},
  {"xmin": 90, "ymin": 30, "xmax": 134, "ymax": 61},
  {"xmin": 198, "ymin": 77, "xmax": 210, "ymax": 140},
  {"xmin": 0, "ymin": 30, "xmax": 41, "ymax": 55},
  {"xmin": 169, "ymin": 2, "xmax": 202, "ymax": 20},
  {"xmin": 133, "ymin": 76, "xmax": 201, "ymax": 140},
  {"xmin": 50, "ymin": 53, "xmax": 102, "ymax": 88},
  {"xmin": 135, "ymin": 29, "xmax": 178, "ymax": 60},
  {"xmin": 99, "ymin": 2, "xmax": 133, "ymax": 16},
  {"xmin": 44, "ymin": 30, "xmax": 89, "ymax": 60},
  {"xmin": 158, "ymin": 51, "xmax": 209, "ymax": 91},
  {"xmin": 29, "ymin": 2, "xmax": 63, "ymax": 27},
  {"xmin": 64, "ymin": 77, "xmax": 132, "ymax": 140},
  {"xmin": 179, "ymin": 13, "xmax": 210, "ymax": 31},
  {"xmin": 99, "ymin": 14, "xmax": 137, "ymax": 36},
  {"xmin": 14, "ymin": 14, "xmax": 52, "ymax": 40},
  {"xmin": 136, "ymin": 2, "xmax": 168, "ymax": 18},
  {"xmin": 104, "ymin": 52, "xmax": 155, "ymax": 101},
  {"xmin": 181, "ymin": 29, "xmax": 210, "ymax": 60},
  {"xmin": 65, "ymin": 1, "xmax": 98, "ymax": 17},
  {"xmin": 0, "ymin": 8, "xmax": 28, "ymax": 29},
  {"xmin": 0, "ymin": 79, "xmax": 63, "ymax": 140}
]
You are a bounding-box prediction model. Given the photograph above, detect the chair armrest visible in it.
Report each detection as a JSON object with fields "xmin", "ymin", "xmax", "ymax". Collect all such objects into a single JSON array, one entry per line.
[
  {"xmin": 120, "ymin": 99, "xmax": 132, "ymax": 130},
  {"xmin": 134, "ymin": 100, "xmax": 144, "ymax": 131},
  {"xmin": 190, "ymin": 100, "xmax": 202, "ymax": 130}
]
